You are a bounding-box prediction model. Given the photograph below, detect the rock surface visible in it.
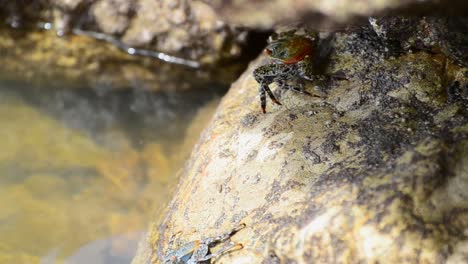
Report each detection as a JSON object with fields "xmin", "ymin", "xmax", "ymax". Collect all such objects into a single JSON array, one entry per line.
[
  {"xmin": 0, "ymin": 0, "xmax": 247, "ymax": 64},
  {"xmin": 2, "ymin": 0, "xmax": 468, "ymax": 65},
  {"xmin": 0, "ymin": 28, "xmax": 244, "ymax": 92},
  {"xmin": 207, "ymin": 0, "xmax": 468, "ymax": 28},
  {"xmin": 136, "ymin": 17, "xmax": 468, "ymax": 263}
]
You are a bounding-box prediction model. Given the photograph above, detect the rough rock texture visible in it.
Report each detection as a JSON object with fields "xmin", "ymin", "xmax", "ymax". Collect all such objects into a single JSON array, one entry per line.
[
  {"xmin": 367, "ymin": 16, "xmax": 468, "ymax": 68},
  {"xmin": 0, "ymin": 0, "xmax": 247, "ymax": 63},
  {"xmin": 207, "ymin": 0, "xmax": 468, "ymax": 28},
  {"xmin": 136, "ymin": 17, "xmax": 468, "ymax": 263}
]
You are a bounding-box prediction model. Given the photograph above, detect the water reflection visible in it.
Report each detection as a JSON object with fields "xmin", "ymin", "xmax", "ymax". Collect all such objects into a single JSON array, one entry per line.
[{"xmin": 0, "ymin": 79, "xmax": 223, "ymax": 263}]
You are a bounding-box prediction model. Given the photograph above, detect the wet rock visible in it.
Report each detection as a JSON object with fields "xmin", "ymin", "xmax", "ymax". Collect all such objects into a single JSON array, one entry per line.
[
  {"xmin": 120, "ymin": 0, "xmax": 236, "ymax": 63},
  {"xmin": 136, "ymin": 18, "xmax": 468, "ymax": 263},
  {"xmin": 0, "ymin": 0, "xmax": 247, "ymax": 63},
  {"xmin": 91, "ymin": 0, "xmax": 133, "ymax": 35},
  {"xmin": 0, "ymin": 28, "xmax": 242, "ymax": 91}
]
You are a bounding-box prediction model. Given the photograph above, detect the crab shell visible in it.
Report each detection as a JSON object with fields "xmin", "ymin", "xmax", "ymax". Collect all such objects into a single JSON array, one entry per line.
[{"xmin": 264, "ymin": 35, "xmax": 315, "ymax": 64}]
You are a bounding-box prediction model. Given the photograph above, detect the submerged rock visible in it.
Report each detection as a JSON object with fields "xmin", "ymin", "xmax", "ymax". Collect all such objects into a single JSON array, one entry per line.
[
  {"xmin": 136, "ymin": 17, "xmax": 468, "ymax": 263},
  {"xmin": 0, "ymin": 83, "xmax": 221, "ymax": 262}
]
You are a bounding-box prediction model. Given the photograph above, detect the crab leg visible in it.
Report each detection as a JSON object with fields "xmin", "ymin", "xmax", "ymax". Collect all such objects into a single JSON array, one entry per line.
[
  {"xmin": 259, "ymin": 84, "xmax": 267, "ymax": 113},
  {"xmin": 167, "ymin": 230, "xmax": 183, "ymax": 249},
  {"xmin": 196, "ymin": 242, "xmax": 244, "ymax": 262},
  {"xmin": 264, "ymin": 85, "xmax": 282, "ymax": 105},
  {"xmin": 204, "ymin": 223, "xmax": 246, "ymax": 244},
  {"xmin": 259, "ymin": 84, "xmax": 282, "ymax": 113}
]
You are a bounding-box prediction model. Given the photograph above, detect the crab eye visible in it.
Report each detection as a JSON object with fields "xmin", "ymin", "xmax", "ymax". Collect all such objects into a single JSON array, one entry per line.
[
  {"xmin": 264, "ymin": 48, "xmax": 272, "ymax": 56},
  {"xmin": 268, "ymin": 33, "xmax": 279, "ymax": 43}
]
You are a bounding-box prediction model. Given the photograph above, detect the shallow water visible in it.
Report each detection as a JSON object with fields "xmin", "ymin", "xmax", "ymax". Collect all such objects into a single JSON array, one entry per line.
[{"xmin": 0, "ymin": 72, "xmax": 224, "ymax": 263}]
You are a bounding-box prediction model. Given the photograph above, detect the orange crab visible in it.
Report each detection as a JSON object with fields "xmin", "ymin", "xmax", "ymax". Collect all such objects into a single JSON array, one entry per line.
[{"xmin": 253, "ymin": 31, "xmax": 321, "ymax": 113}]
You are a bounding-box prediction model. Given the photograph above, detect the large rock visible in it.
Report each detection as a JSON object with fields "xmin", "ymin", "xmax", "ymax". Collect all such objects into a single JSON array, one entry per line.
[{"xmin": 136, "ymin": 17, "xmax": 467, "ymax": 263}]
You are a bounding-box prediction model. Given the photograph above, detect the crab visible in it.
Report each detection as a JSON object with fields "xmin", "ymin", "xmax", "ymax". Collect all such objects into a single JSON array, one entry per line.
[
  {"xmin": 162, "ymin": 223, "xmax": 246, "ymax": 264},
  {"xmin": 253, "ymin": 30, "xmax": 324, "ymax": 113}
]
